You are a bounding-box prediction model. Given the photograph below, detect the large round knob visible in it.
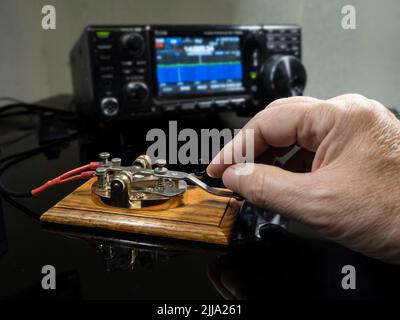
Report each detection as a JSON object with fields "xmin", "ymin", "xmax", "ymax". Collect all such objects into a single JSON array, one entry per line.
[
  {"xmin": 124, "ymin": 82, "xmax": 149, "ymax": 102},
  {"xmin": 120, "ymin": 32, "xmax": 145, "ymax": 56},
  {"xmin": 261, "ymin": 55, "xmax": 306, "ymax": 98}
]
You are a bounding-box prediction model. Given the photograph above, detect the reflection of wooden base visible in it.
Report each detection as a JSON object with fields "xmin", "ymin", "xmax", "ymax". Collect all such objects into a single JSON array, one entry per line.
[{"xmin": 40, "ymin": 179, "xmax": 242, "ymax": 245}]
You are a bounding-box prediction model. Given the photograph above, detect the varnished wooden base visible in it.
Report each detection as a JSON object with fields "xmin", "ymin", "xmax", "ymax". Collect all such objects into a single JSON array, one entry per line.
[{"xmin": 40, "ymin": 179, "xmax": 242, "ymax": 245}]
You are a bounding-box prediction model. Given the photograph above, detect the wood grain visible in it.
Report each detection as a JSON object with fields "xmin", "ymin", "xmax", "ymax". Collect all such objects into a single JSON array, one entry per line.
[{"xmin": 40, "ymin": 178, "xmax": 242, "ymax": 245}]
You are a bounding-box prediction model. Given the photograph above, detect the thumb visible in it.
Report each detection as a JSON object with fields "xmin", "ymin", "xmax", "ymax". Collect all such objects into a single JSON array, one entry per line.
[{"xmin": 222, "ymin": 163, "xmax": 317, "ymax": 222}]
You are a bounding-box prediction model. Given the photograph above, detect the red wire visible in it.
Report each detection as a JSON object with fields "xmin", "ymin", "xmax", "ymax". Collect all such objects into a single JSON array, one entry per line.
[
  {"xmin": 59, "ymin": 171, "xmax": 94, "ymax": 184},
  {"xmin": 31, "ymin": 162, "xmax": 99, "ymax": 196},
  {"xmin": 58, "ymin": 162, "xmax": 99, "ymax": 180}
]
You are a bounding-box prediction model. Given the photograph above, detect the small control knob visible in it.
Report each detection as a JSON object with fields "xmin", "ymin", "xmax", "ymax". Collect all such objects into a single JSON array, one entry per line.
[
  {"xmin": 261, "ymin": 55, "xmax": 306, "ymax": 98},
  {"xmin": 120, "ymin": 32, "xmax": 145, "ymax": 57},
  {"xmin": 100, "ymin": 97, "xmax": 119, "ymax": 117},
  {"xmin": 125, "ymin": 82, "xmax": 149, "ymax": 102}
]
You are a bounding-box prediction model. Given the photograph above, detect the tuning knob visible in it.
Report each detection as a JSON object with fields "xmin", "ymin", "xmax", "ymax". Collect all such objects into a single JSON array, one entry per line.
[
  {"xmin": 124, "ymin": 82, "xmax": 149, "ymax": 102},
  {"xmin": 261, "ymin": 55, "xmax": 306, "ymax": 98},
  {"xmin": 120, "ymin": 32, "xmax": 145, "ymax": 56}
]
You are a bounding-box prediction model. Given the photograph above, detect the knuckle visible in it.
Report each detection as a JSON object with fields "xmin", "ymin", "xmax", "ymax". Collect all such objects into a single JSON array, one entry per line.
[
  {"xmin": 342, "ymin": 93, "xmax": 369, "ymax": 102},
  {"xmin": 325, "ymin": 94, "xmax": 381, "ymax": 124},
  {"xmin": 266, "ymin": 97, "xmax": 287, "ymax": 108}
]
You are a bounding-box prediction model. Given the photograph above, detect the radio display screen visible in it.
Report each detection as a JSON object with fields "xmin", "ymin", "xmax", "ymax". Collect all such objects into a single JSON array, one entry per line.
[{"xmin": 155, "ymin": 35, "xmax": 244, "ymax": 96}]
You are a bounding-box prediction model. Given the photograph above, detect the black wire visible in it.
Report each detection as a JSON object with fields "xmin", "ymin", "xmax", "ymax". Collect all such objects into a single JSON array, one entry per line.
[
  {"xmin": 1, "ymin": 193, "xmax": 41, "ymax": 220},
  {"xmin": 0, "ymin": 131, "xmax": 80, "ymax": 198},
  {"xmin": 0, "ymin": 110, "xmax": 36, "ymax": 119},
  {"xmin": 0, "ymin": 101, "xmax": 75, "ymax": 116}
]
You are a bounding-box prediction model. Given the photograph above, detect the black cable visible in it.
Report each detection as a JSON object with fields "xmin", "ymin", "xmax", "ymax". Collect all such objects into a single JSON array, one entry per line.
[
  {"xmin": 0, "ymin": 110, "xmax": 36, "ymax": 119},
  {"xmin": 1, "ymin": 193, "xmax": 41, "ymax": 220},
  {"xmin": 0, "ymin": 131, "xmax": 80, "ymax": 198},
  {"xmin": 0, "ymin": 101, "xmax": 75, "ymax": 116}
]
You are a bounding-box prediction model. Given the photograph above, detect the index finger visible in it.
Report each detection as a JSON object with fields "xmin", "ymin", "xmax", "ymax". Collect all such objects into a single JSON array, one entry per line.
[{"xmin": 207, "ymin": 96, "xmax": 328, "ymax": 178}]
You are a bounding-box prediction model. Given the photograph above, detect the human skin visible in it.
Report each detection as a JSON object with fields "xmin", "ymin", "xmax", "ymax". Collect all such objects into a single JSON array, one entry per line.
[{"xmin": 207, "ymin": 94, "xmax": 400, "ymax": 263}]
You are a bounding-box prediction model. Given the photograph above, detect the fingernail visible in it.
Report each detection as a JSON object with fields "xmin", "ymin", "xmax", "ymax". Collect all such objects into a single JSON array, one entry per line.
[{"xmin": 206, "ymin": 166, "xmax": 216, "ymax": 178}]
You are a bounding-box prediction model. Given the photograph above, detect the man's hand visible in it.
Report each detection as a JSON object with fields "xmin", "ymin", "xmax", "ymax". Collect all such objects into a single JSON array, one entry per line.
[{"xmin": 207, "ymin": 94, "xmax": 400, "ymax": 263}]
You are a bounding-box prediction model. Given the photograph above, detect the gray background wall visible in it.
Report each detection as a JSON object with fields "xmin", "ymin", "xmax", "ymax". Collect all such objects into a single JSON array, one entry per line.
[{"xmin": 0, "ymin": 0, "xmax": 399, "ymax": 109}]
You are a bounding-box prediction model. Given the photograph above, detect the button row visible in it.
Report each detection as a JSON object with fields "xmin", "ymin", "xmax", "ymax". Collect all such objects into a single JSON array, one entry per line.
[
  {"xmin": 267, "ymin": 43, "xmax": 300, "ymax": 52},
  {"xmin": 120, "ymin": 60, "xmax": 147, "ymax": 67},
  {"xmin": 163, "ymin": 98, "xmax": 246, "ymax": 112},
  {"xmin": 121, "ymin": 67, "xmax": 146, "ymax": 75},
  {"xmin": 266, "ymin": 35, "xmax": 300, "ymax": 43},
  {"xmin": 264, "ymin": 28, "xmax": 300, "ymax": 35}
]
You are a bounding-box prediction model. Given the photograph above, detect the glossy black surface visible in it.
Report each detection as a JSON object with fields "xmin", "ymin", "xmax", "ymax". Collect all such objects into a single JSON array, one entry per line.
[{"xmin": 1, "ymin": 96, "xmax": 400, "ymax": 300}]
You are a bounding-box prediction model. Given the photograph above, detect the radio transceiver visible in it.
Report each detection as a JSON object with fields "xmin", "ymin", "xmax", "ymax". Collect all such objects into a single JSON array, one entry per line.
[{"xmin": 71, "ymin": 25, "xmax": 306, "ymax": 121}]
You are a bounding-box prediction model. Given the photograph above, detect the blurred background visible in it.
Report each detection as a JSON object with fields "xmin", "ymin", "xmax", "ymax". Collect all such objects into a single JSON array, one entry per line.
[{"xmin": 0, "ymin": 0, "xmax": 399, "ymax": 109}]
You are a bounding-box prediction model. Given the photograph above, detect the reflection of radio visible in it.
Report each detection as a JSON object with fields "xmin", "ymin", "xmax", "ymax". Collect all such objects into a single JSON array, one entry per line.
[{"xmin": 70, "ymin": 25, "xmax": 306, "ymax": 121}]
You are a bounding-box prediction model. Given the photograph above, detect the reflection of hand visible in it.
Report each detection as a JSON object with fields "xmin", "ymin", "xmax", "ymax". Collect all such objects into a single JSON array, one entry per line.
[{"xmin": 208, "ymin": 94, "xmax": 400, "ymax": 263}]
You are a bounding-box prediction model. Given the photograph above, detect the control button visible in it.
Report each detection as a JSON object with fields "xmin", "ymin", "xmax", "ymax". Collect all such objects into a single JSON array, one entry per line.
[
  {"xmin": 136, "ymin": 60, "xmax": 147, "ymax": 66},
  {"xmin": 215, "ymin": 100, "xmax": 229, "ymax": 108},
  {"xmin": 163, "ymin": 104, "xmax": 177, "ymax": 112},
  {"xmin": 100, "ymin": 97, "xmax": 119, "ymax": 117},
  {"xmin": 121, "ymin": 61, "xmax": 133, "ymax": 67},
  {"xmin": 136, "ymin": 67, "xmax": 146, "ymax": 74},
  {"xmin": 231, "ymin": 98, "xmax": 246, "ymax": 107},
  {"xmin": 100, "ymin": 74, "xmax": 114, "ymax": 80},
  {"xmin": 96, "ymin": 44, "xmax": 112, "ymax": 50},
  {"xmin": 279, "ymin": 44, "xmax": 288, "ymax": 50},
  {"xmin": 198, "ymin": 101, "xmax": 211, "ymax": 109},
  {"xmin": 122, "ymin": 69, "xmax": 133, "ymax": 75},
  {"xmin": 98, "ymin": 54, "xmax": 112, "ymax": 61},
  {"xmin": 99, "ymin": 66, "xmax": 114, "ymax": 72},
  {"xmin": 125, "ymin": 75, "xmax": 145, "ymax": 81},
  {"xmin": 181, "ymin": 102, "xmax": 196, "ymax": 110},
  {"xmin": 95, "ymin": 30, "xmax": 112, "ymax": 40}
]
